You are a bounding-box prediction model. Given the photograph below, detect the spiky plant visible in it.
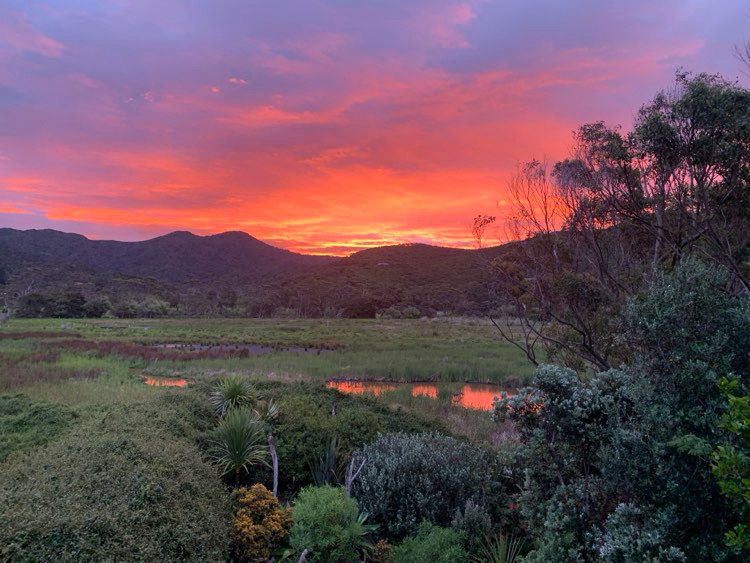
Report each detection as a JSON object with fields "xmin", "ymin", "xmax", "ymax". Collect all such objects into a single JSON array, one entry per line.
[
  {"xmin": 471, "ymin": 533, "xmax": 524, "ymax": 563},
  {"xmin": 210, "ymin": 407, "xmax": 269, "ymax": 483},
  {"xmin": 209, "ymin": 376, "xmax": 258, "ymax": 417}
]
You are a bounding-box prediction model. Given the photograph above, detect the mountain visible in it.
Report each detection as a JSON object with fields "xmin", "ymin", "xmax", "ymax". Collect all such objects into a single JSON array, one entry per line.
[
  {"xmin": 0, "ymin": 228, "xmax": 334, "ymax": 284},
  {"xmin": 0, "ymin": 228, "xmax": 515, "ymax": 317}
]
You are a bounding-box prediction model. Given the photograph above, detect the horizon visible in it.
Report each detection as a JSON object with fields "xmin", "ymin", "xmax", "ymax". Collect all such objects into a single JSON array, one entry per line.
[
  {"xmin": 5, "ymin": 225, "xmax": 502, "ymax": 257},
  {"xmin": 1, "ymin": 1, "xmax": 749, "ymax": 255}
]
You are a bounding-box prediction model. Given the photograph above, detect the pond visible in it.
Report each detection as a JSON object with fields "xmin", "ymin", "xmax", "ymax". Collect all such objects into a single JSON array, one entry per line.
[
  {"xmin": 326, "ymin": 380, "xmax": 513, "ymax": 411},
  {"xmin": 144, "ymin": 376, "xmax": 188, "ymax": 387}
]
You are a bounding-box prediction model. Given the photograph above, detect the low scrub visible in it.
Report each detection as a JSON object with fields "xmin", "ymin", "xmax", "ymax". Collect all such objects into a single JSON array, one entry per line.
[
  {"xmin": 0, "ymin": 399, "xmax": 232, "ymax": 560},
  {"xmin": 0, "ymin": 394, "xmax": 77, "ymax": 461}
]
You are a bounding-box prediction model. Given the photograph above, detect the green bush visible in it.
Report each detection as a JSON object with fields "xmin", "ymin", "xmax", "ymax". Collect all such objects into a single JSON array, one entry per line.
[
  {"xmin": 289, "ymin": 485, "xmax": 374, "ymax": 562},
  {"xmin": 245, "ymin": 382, "xmax": 445, "ymax": 495},
  {"xmin": 352, "ymin": 432, "xmax": 501, "ymax": 538},
  {"xmin": 0, "ymin": 399, "xmax": 232, "ymax": 561},
  {"xmin": 394, "ymin": 522, "xmax": 467, "ymax": 563},
  {"xmin": 0, "ymin": 393, "xmax": 77, "ymax": 462}
]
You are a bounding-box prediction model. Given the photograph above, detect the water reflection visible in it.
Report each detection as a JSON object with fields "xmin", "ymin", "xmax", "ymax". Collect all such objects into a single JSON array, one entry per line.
[
  {"xmin": 326, "ymin": 380, "xmax": 512, "ymax": 411},
  {"xmin": 144, "ymin": 377, "xmax": 188, "ymax": 387}
]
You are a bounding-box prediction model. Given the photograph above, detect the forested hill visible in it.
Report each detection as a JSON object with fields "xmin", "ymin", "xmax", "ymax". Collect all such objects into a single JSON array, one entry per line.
[
  {"xmin": 0, "ymin": 228, "xmax": 515, "ymax": 317},
  {"xmin": 0, "ymin": 228, "xmax": 335, "ymax": 284}
]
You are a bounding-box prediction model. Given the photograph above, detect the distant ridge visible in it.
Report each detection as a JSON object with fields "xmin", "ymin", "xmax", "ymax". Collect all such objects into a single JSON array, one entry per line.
[
  {"xmin": 0, "ymin": 227, "xmax": 515, "ymax": 317},
  {"xmin": 0, "ymin": 228, "xmax": 335, "ymax": 284}
]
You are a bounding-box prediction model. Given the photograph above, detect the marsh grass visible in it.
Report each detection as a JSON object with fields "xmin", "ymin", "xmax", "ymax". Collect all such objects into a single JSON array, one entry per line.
[{"xmin": 1, "ymin": 318, "xmax": 535, "ymax": 384}]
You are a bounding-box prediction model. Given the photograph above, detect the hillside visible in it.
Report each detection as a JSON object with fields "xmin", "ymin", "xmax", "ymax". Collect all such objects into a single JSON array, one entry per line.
[
  {"xmin": 0, "ymin": 228, "xmax": 514, "ymax": 317},
  {"xmin": 0, "ymin": 228, "xmax": 334, "ymax": 284}
]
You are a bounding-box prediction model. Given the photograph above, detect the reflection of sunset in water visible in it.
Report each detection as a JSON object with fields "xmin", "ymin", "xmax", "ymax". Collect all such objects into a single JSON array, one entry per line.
[
  {"xmin": 326, "ymin": 381, "xmax": 398, "ymax": 396},
  {"xmin": 411, "ymin": 384, "xmax": 438, "ymax": 398},
  {"xmin": 144, "ymin": 377, "xmax": 188, "ymax": 387},
  {"xmin": 452, "ymin": 384, "xmax": 510, "ymax": 410},
  {"xmin": 327, "ymin": 380, "xmax": 513, "ymax": 411}
]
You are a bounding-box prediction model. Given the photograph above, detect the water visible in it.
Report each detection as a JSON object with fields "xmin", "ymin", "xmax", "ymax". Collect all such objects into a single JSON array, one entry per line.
[
  {"xmin": 153, "ymin": 343, "xmax": 330, "ymax": 355},
  {"xmin": 144, "ymin": 376, "xmax": 188, "ymax": 387},
  {"xmin": 326, "ymin": 380, "xmax": 513, "ymax": 411}
]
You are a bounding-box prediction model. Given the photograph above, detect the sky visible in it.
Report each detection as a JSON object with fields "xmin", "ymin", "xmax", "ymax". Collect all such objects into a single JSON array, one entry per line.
[{"xmin": 0, "ymin": 1, "xmax": 748, "ymax": 255}]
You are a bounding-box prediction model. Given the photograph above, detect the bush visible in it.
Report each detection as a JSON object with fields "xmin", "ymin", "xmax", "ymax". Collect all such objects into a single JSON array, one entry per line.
[
  {"xmin": 0, "ymin": 400, "xmax": 232, "ymax": 560},
  {"xmin": 393, "ymin": 522, "xmax": 467, "ymax": 563},
  {"xmin": 451, "ymin": 500, "xmax": 493, "ymax": 556},
  {"xmin": 352, "ymin": 432, "xmax": 500, "ymax": 538},
  {"xmin": 83, "ymin": 295, "xmax": 112, "ymax": 318},
  {"xmin": 289, "ymin": 485, "xmax": 374, "ymax": 562},
  {"xmin": 245, "ymin": 381, "xmax": 445, "ymax": 495},
  {"xmin": 232, "ymin": 484, "xmax": 292, "ymax": 561}
]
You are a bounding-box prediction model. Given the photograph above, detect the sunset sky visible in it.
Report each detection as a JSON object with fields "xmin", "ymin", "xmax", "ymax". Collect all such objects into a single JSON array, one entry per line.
[{"xmin": 1, "ymin": 1, "xmax": 748, "ymax": 255}]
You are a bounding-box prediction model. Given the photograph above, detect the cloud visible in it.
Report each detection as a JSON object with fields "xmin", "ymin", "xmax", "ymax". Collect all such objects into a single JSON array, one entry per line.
[{"xmin": 0, "ymin": 0, "xmax": 748, "ymax": 254}]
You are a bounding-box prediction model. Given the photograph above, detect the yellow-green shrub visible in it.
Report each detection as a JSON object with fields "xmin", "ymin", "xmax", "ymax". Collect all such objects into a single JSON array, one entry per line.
[{"xmin": 232, "ymin": 484, "xmax": 292, "ymax": 561}]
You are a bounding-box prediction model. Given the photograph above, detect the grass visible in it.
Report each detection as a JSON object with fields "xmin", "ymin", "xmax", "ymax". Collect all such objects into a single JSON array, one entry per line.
[{"xmin": 1, "ymin": 317, "xmax": 535, "ymax": 384}]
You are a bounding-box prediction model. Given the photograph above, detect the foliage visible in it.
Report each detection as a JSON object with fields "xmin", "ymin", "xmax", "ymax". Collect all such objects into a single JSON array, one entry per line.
[
  {"xmin": 209, "ymin": 375, "xmax": 259, "ymax": 417},
  {"xmin": 371, "ymin": 539, "xmax": 395, "ymax": 562},
  {"xmin": 713, "ymin": 377, "xmax": 750, "ymax": 553},
  {"xmin": 491, "ymin": 72, "xmax": 750, "ymax": 371},
  {"xmin": 0, "ymin": 400, "xmax": 232, "ymax": 560},
  {"xmin": 493, "ymin": 261, "xmax": 750, "ymax": 560},
  {"xmin": 393, "ymin": 522, "xmax": 467, "ymax": 563},
  {"xmin": 470, "ymin": 532, "xmax": 524, "ymax": 563},
  {"xmin": 451, "ymin": 500, "xmax": 493, "ymax": 555},
  {"xmin": 352, "ymin": 432, "xmax": 502, "ymax": 538},
  {"xmin": 209, "ymin": 407, "xmax": 269, "ymax": 481},
  {"xmin": 247, "ymin": 382, "xmax": 445, "ymax": 495},
  {"xmin": 310, "ymin": 436, "xmax": 346, "ymax": 486},
  {"xmin": 82, "ymin": 295, "xmax": 111, "ymax": 318},
  {"xmin": 232, "ymin": 484, "xmax": 292, "ymax": 561},
  {"xmin": 0, "ymin": 393, "xmax": 77, "ymax": 461},
  {"xmin": 289, "ymin": 485, "xmax": 375, "ymax": 563}
]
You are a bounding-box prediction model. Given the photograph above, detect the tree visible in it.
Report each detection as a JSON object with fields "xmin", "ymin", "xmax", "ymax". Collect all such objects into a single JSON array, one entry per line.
[
  {"xmin": 494, "ymin": 261, "xmax": 750, "ymax": 560},
  {"xmin": 490, "ymin": 72, "xmax": 750, "ymax": 371}
]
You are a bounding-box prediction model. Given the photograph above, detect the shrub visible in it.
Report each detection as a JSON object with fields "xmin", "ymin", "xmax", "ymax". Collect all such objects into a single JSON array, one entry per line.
[
  {"xmin": 209, "ymin": 376, "xmax": 258, "ymax": 417},
  {"xmin": 248, "ymin": 382, "xmax": 445, "ymax": 495},
  {"xmin": 451, "ymin": 500, "xmax": 493, "ymax": 555},
  {"xmin": 352, "ymin": 432, "xmax": 500, "ymax": 538},
  {"xmin": 289, "ymin": 485, "xmax": 374, "ymax": 562},
  {"xmin": 232, "ymin": 484, "xmax": 292, "ymax": 561},
  {"xmin": 393, "ymin": 522, "xmax": 467, "ymax": 563},
  {"xmin": 83, "ymin": 296, "xmax": 112, "ymax": 318},
  {"xmin": 0, "ymin": 400, "xmax": 231, "ymax": 560},
  {"xmin": 209, "ymin": 407, "xmax": 268, "ymax": 482}
]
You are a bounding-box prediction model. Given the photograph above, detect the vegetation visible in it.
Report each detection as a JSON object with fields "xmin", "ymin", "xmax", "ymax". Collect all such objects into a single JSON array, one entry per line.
[
  {"xmin": 713, "ymin": 378, "xmax": 750, "ymax": 552},
  {"xmin": 231, "ymin": 484, "xmax": 292, "ymax": 561},
  {"xmin": 0, "ymin": 393, "xmax": 76, "ymax": 461},
  {"xmin": 352, "ymin": 432, "xmax": 503, "ymax": 538},
  {"xmin": 0, "ymin": 399, "xmax": 232, "ymax": 561},
  {"xmin": 393, "ymin": 522, "xmax": 467, "ymax": 563},
  {"xmin": 209, "ymin": 407, "xmax": 269, "ymax": 482},
  {"xmin": 289, "ymin": 485, "xmax": 375, "ymax": 562}
]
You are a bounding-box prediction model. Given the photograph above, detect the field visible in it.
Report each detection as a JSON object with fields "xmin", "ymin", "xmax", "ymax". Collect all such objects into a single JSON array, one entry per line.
[{"xmin": 1, "ymin": 317, "xmax": 533, "ymax": 385}]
